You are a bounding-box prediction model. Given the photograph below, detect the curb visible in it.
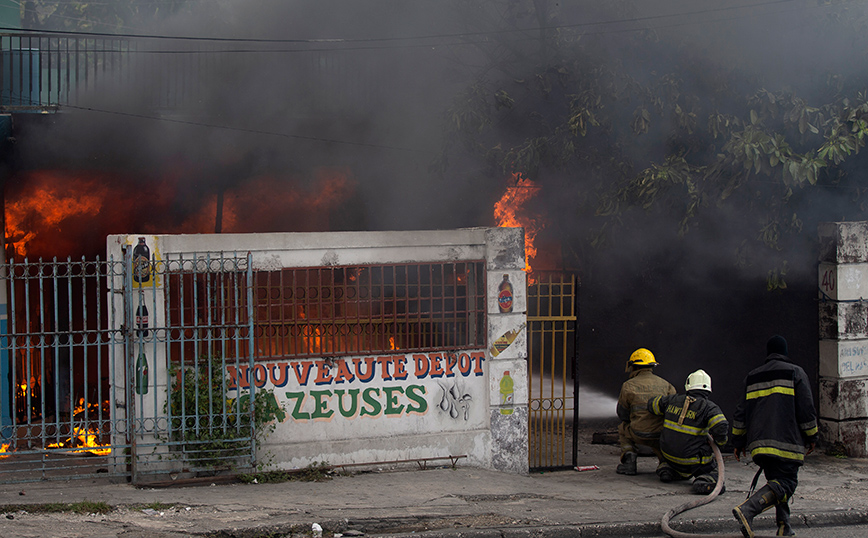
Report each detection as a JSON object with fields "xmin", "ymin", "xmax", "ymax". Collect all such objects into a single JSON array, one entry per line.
[{"xmin": 374, "ymin": 509, "xmax": 868, "ymax": 538}]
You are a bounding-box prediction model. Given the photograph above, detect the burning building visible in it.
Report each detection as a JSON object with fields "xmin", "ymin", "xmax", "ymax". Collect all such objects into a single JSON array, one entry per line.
[{"xmin": 105, "ymin": 228, "xmax": 529, "ymax": 478}]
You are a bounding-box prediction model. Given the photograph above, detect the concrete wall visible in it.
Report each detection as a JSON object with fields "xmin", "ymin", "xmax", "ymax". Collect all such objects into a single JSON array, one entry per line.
[
  {"xmin": 818, "ymin": 221, "xmax": 868, "ymax": 456},
  {"xmin": 107, "ymin": 228, "xmax": 529, "ymax": 474}
]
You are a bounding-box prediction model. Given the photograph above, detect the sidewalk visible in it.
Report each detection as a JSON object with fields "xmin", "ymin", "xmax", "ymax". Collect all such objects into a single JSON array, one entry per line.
[{"xmin": 2, "ymin": 438, "xmax": 868, "ymax": 538}]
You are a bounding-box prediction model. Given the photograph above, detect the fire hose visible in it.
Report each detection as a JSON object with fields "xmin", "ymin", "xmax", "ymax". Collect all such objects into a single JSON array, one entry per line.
[{"xmin": 660, "ymin": 434, "xmax": 784, "ymax": 538}]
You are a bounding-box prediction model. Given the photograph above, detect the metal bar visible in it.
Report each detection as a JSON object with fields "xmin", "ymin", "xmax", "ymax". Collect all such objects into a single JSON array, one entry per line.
[
  {"xmin": 528, "ymin": 272, "xmax": 579, "ymax": 472},
  {"xmin": 125, "ymin": 247, "xmax": 138, "ymax": 484},
  {"xmin": 572, "ymin": 275, "xmax": 580, "ymax": 468},
  {"xmin": 65, "ymin": 259, "xmax": 73, "ymax": 436},
  {"xmin": 246, "ymin": 252, "xmax": 255, "ymax": 466}
]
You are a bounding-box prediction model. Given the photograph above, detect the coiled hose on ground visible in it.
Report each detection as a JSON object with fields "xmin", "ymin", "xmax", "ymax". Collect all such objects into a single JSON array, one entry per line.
[{"xmin": 660, "ymin": 435, "xmax": 782, "ymax": 538}]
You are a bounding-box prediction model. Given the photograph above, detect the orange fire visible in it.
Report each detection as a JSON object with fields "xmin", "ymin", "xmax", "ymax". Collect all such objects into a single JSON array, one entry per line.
[
  {"xmin": 5, "ymin": 172, "xmax": 109, "ymax": 257},
  {"xmin": 298, "ymin": 306, "xmax": 324, "ymax": 354},
  {"xmin": 0, "ymin": 443, "xmax": 10, "ymax": 458},
  {"xmin": 5, "ymin": 167, "xmax": 357, "ymax": 260},
  {"xmin": 494, "ymin": 173, "xmax": 542, "ymax": 272},
  {"xmin": 389, "ymin": 336, "xmax": 397, "ymax": 350},
  {"xmin": 46, "ymin": 426, "xmax": 111, "ymax": 456},
  {"xmin": 74, "ymin": 398, "xmax": 86, "ymax": 417},
  {"xmin": 181, "ymin": 169, "xmax": 354, "ymax": 234}
]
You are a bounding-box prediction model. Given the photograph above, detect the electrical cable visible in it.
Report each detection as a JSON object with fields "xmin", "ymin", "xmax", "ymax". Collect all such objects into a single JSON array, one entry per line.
[{"xmin": 0, "ymin": 0, "xmax": 858, "ymax": 45}]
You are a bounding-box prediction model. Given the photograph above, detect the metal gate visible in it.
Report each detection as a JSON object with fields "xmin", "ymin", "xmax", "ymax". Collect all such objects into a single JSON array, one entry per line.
[
  {"xmin": 0, "ymin": 251, "xmax": 257, "ymax": 483},
  {"xmin": 527, "ymin": 272, "xmax": 579, "ymax": 471}
]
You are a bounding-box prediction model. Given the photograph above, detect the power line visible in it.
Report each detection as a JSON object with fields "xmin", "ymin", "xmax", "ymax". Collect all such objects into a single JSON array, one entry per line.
[
  {"xmin": 0, "ymin": 0, "xmax": 853, "ymax": 45},
  {"xmin": 61, "ymin": 104, "xmax": 427, "ymax": 154}
]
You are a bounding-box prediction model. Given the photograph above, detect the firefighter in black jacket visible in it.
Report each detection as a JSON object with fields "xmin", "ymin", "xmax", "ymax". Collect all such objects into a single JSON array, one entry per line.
[
  {"xmin": 648, "ymin": 369, "xmax": 728, "ymax": 494},
  {"xmin": 731, "ymin": 335, "xmax": 818, "ymax": 538}
]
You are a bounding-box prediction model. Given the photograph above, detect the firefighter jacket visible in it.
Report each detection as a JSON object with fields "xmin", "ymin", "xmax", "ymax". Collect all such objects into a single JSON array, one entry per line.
[
  {"xmin": 617, "ymin": 368, "xmax": 676, "ymax": 439},
  {"xmin": 648, "ymin": 390, "xmax": 728, "ymax": 469},
  {"xmin": 731, "ymin": 353, "xmax": 818, "ymax": 464}
]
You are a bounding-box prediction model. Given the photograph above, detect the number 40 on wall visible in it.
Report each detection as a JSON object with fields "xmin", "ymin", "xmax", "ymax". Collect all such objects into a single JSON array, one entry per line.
[{"xmin": 821, "ymin": 268, "xmax": 836, "ymax": 293}]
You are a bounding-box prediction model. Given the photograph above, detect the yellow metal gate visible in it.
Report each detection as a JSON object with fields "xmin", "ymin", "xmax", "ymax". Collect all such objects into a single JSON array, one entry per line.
[{"xmin": 527, "ymin": 272, "xmax": 578, "ymax": 471}]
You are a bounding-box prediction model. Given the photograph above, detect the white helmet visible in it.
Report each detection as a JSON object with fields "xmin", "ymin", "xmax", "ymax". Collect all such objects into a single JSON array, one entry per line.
[{"xmin": 685, "ymin": 369, "xmax": 712, "ymax": 392}]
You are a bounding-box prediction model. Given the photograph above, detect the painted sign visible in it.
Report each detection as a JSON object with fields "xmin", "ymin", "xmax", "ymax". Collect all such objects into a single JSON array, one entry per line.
[
  {"xmin": 498, "ymin": 274, "xmax": 514, "ymax": 313},
  {"xmin": 490, "ymin": 322, "xmax": 526, "ymax": 357},
  {"xmin": 125, "ymin": 235, "xmax": 163, "ymax": 288},
  {"xmin": 226, "ymin": 350, "xmax": 487, "ymax": 431}
]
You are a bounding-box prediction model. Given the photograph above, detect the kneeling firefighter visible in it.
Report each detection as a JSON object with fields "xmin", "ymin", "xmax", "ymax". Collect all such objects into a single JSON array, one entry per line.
[
  {"xmin": 648, "ymin": 369, "xmax": 729, "ymax": 494},
  {"xmin": 615, "ymin": 348, "xmax": 676, "ymax": 475}
]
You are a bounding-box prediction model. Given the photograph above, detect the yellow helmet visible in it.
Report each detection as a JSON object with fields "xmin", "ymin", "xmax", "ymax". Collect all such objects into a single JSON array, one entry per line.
[{"xmin": 626, "ymin": 348, "xmax": 657, "ymax": 372}]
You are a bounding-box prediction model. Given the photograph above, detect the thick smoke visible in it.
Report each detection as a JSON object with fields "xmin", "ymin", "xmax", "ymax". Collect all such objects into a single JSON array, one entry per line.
[{"xmin": 8, "ymin": 0, "xmax": 868, "ymax": 416}]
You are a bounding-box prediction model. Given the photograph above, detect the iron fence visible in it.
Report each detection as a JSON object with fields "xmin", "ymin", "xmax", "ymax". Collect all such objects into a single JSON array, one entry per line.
[
  {"xmin": 0, "ymin": 32, "xmax": 218, "ymax": 112},
  {"xmin": 0, "ymin": 31, "xmax": 388, "ymax": 113},
  {"xmin": 0, "ymin": 252, "xmax": 257, "ymax": 483}
]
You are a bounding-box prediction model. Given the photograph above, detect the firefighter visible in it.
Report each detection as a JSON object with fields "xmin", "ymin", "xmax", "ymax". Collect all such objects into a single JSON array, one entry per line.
[
  {"xmin": 648, "ymin": 369, "xmax": 728, "ymax": 494},
  {"xmin": 731, "ymin": 335, "xmax": 818, "ymax": 538},
  {"xmin": 615, "ymin": 348, "xmax": 676, "ymax": 476}
]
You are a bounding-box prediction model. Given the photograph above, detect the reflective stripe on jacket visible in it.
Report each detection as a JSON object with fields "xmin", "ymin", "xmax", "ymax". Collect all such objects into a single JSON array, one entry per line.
[
  {"xmin": 649, "ymin": 390, "xmax": 728, "ymax": 468},
  {"xmin": 731, "ymin": 354, "xmax": 818, "ymax": 464}
]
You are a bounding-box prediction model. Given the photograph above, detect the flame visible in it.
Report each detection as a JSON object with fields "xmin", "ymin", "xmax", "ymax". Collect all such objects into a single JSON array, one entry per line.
[
  {"xmin": 46, "ymin": 426, "xmax": 111, "ymax": 456},
  {"xmin": 5, "ymin": 167, "xmax": 357, "ymax": 260},
  {"xmin": 304, "ymin": 325, "xmax": 324, "ymax": 354},
  {"xmin": 5, "ymin": 173, "xmax": 109, "ymax": 257},
  {"xmin": 0, "ymin": 443, "xmax": 9, "ymax": 458},
  {"xmin": 494, "ymin": 173, "xmax": 543, "ymax": 272},
  {"xmin": 182, "ymin": 168, "xmax": 355, "ymax": 234},
  {"xmin": 73, "ymin": 398, "xmax": 86, "ymax": 417},
  {"xmin": 73, "ymin": 426, "xmax": 111, "ymax": 456},
  {"xmin": 389, "ymin": 336, "xmax": 397, "ymax": 350},
  {"xmin": 298, "ymin": 306, "xmax": 323, "ymax": 354}
]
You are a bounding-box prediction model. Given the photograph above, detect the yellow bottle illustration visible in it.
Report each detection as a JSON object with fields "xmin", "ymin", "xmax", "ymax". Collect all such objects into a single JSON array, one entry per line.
[
  {"xmin": 500, "ymin": 371, "xmax": 514, "ymax": 415},
  {"xmin": 490, "ymin": 322, "xmax": 526, "ymax": 357}
]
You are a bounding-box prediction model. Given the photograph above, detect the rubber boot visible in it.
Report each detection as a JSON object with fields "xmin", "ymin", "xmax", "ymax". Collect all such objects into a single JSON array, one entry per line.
[
  {"xmin": 616, "ymin": 452, "xmax": 637, "ymax": 475},
  {"xmin": 733, "ymin": 484, "xmax": 777, "ymax": 538},
  {"xmin": 776, "ymin": 502, "xmax": 795, "ymax": 536},
  {"xmin": 691, "ymin": 474, "xmax": 724, "ymax": 495},
  {"xmin": 656, "ymin": 462, "xmax": 678, "ymax": 482}
]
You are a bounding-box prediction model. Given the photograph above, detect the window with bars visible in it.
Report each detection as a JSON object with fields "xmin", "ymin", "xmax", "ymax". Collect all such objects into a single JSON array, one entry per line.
[
  {"xmin": 165, "ymin": 261, "xmax": 487, "ymax": 361},
  {"xmin": 253, "ymin": 261, "xmax": 486, "ymax": 359},
  {"xmin": 165, "ymin": 262, "xmax": 251, "ymax": 364}
]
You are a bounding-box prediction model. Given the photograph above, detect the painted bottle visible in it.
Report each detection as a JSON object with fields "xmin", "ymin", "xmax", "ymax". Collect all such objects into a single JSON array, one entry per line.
[
  {"xmin": 500, "ymin": 371, "xmax": 514, "ymax": 415},
  {"xmin": 133, "ymin": 237, "xmax": 151, "ymax": 284},
  {"xmin": 490, "ymin": 322, "xmax": 527, "ymax": 357},
  {"xmin": 135, "ymin": 349, "xmax": 149, "ymax": 395},
  {"xmin": 498, "ymin": 274, "xmax": 513, "ymax": 313},
  {"xmin": 135, "ymin": 304, "xmax": 149, "ymax": 337}
]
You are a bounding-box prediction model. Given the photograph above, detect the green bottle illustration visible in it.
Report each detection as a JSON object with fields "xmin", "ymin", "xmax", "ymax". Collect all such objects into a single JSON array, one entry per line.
[
  {"xmin": 500, "ymin": 371, "xmax": 514, "ymax": 415},
  {"xmin": 135, "ymin": 349, "xmax": 149, "ymax": 395}
]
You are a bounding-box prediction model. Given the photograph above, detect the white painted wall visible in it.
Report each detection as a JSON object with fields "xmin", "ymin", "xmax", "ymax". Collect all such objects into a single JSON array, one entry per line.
[{"xmin": 107, "ymin": 228, "xmax": 529, "ymax": 474}]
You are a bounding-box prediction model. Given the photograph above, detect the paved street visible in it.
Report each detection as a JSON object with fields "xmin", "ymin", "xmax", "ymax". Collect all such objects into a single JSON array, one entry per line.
[{"xmin": 1, "ymin": 431, "xmax": 868, "ymax": 538}]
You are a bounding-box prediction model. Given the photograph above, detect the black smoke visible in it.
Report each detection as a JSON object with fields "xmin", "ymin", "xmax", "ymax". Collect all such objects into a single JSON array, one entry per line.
[{"xmin": 9, "ymin": 1, "xmax": 868, "ymax": 419}]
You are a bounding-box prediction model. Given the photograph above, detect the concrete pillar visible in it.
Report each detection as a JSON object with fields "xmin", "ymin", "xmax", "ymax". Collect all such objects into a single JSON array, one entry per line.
[
  {"xmin": 818, "ymin": 221, "xmax": 868, "ymax": 456},
  {"xmin": 485, "ymin": 227, "xmax": 529, "ymax": 474}
]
